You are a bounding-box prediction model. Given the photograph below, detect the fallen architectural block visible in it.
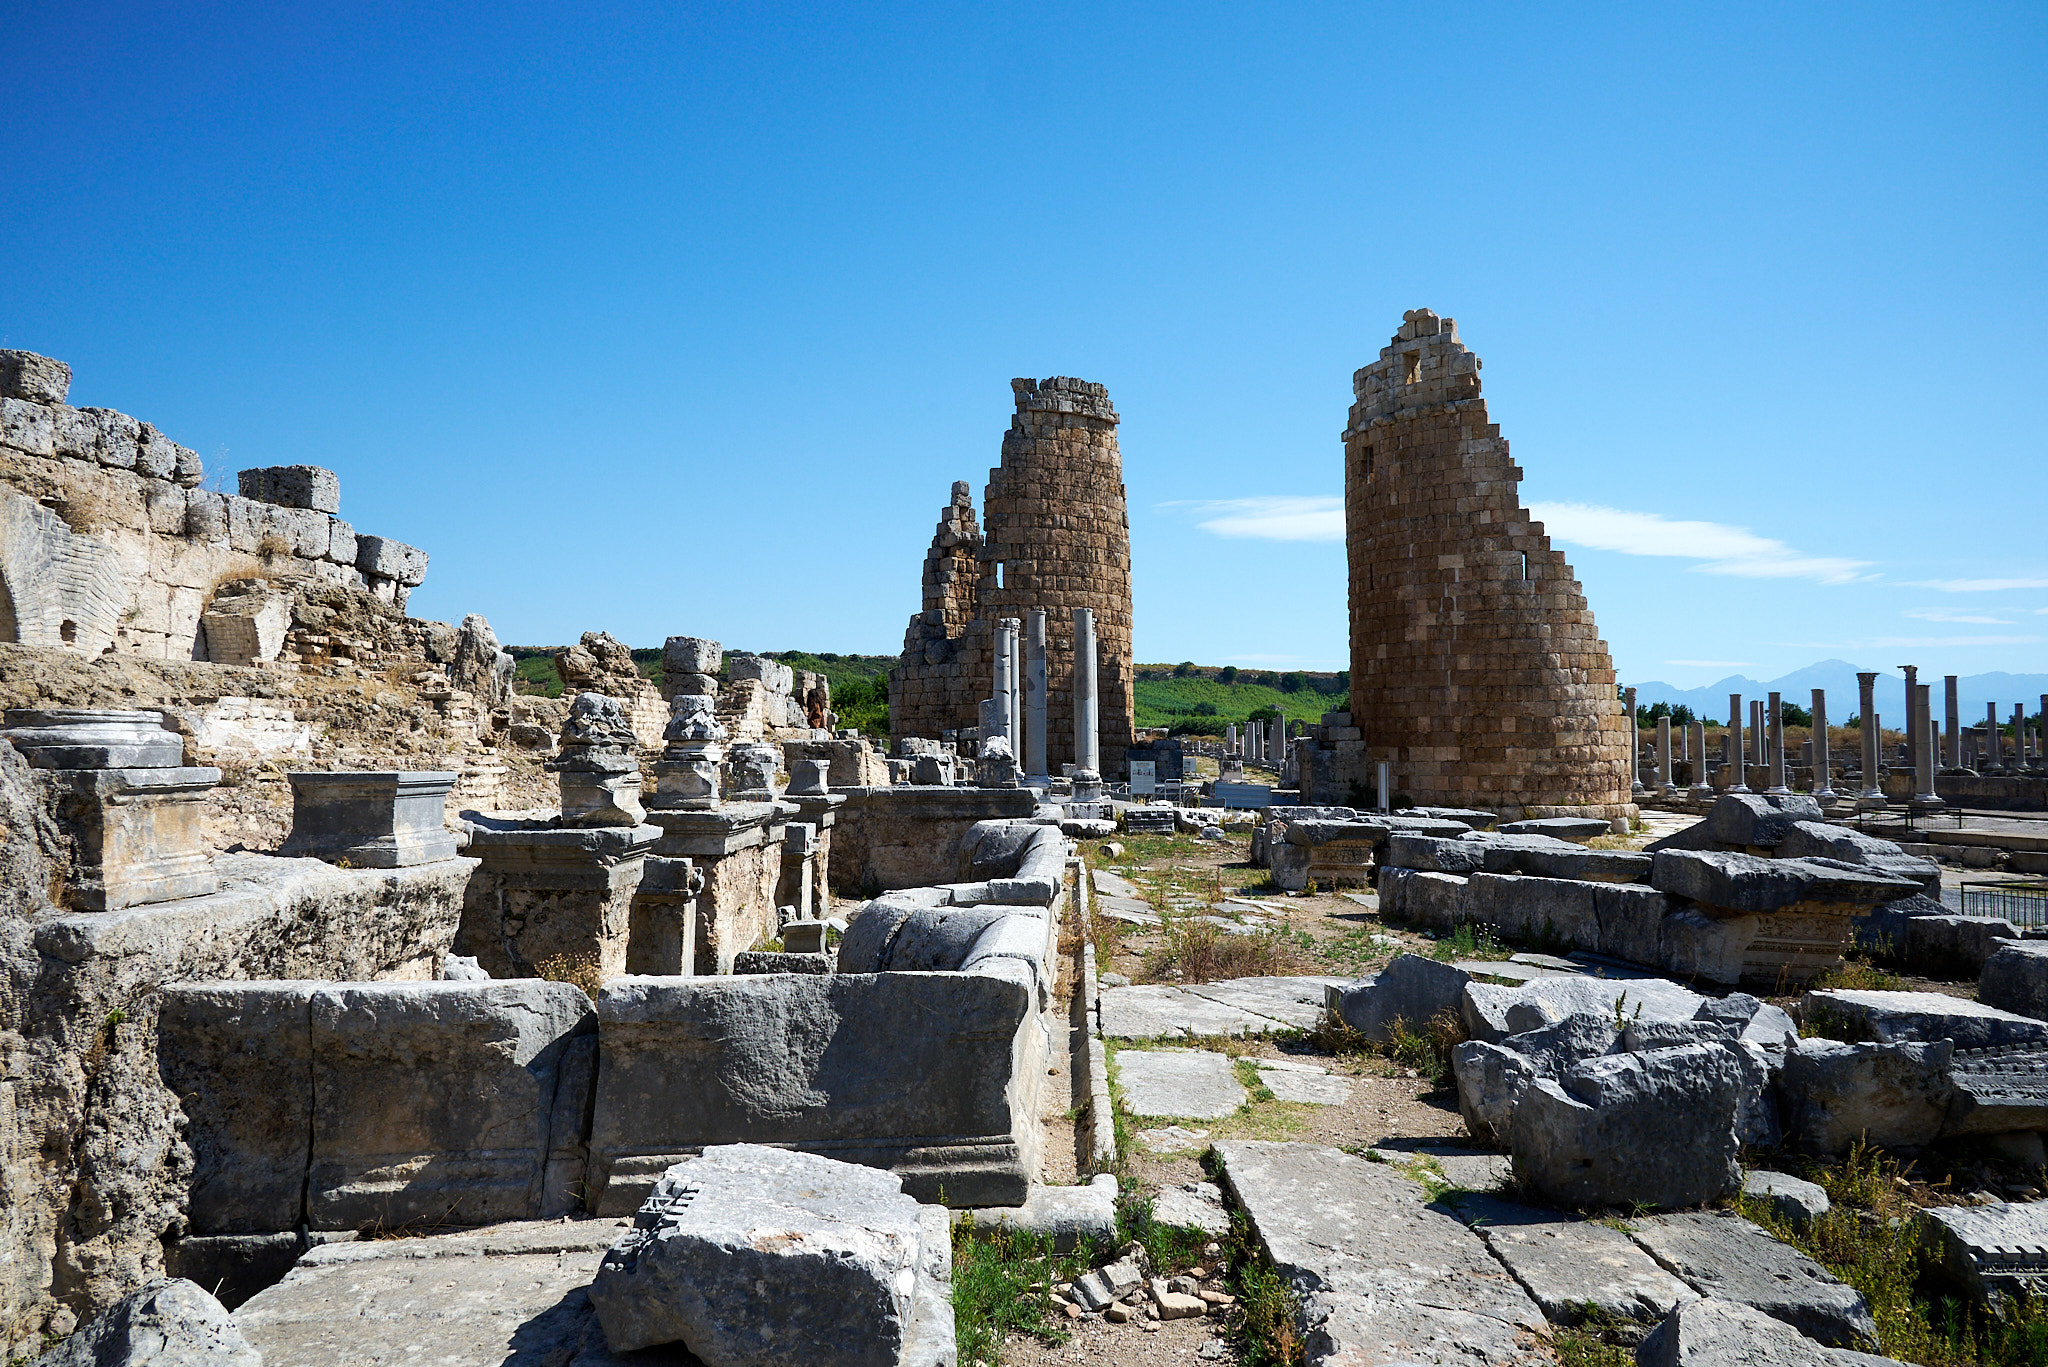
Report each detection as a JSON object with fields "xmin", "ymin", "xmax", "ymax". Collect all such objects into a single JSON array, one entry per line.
[
  {"xmin": 1495, "ymin": 816, "xmax": 1610, "ymax": 841},
  {"xmin": 1115, "ymin": 1048, "xmax": 1245, "ymax": 1120},
  {"xmin": 278, "ymin": 770, "xmax": 459, "ymax": 867},
  {"xmin": 1511, "ymin": 1043, "xmax": 1742, "ymax": 1210},
  {"xmin": 456, "ymin": 817, "xmax": 660, "ymax": 980},
  {"xmin": 1942, "ymin": 1045, "xmax": 2048, "ymax": 1136},
  {"xmin": 1778, "ymin": 1038, "xmax": 1954, "ymax": 1156},
  {"xmin": 1980, "ymin": 940, "xmax": 2048, "ymax": 1021},
  {"xmin": 1922, "ymin": 1200, "xmax": 2048, "ymax": 1305},
  {"xmin": 1629, "ymin": 1210, "xmax": 1880, "ymax": 1351},
  {"xmin": 1636, "ymin": 1296, "xmax": 1904, "ymax": 1367},
  {"xmin": 1702, "ymin": 792, "xmax": 1825, "ymax": 848},
  {"xmin": 588, "ymin": 1146, "xmax": 946, "ymax": 1364},
  {"xmin": 1334, "ymin": 953, "xmax": 1468, "ymax": 1043},
  {"xmin": 33, "ymin": 1278, "xmax": 259, "ymax": 1367},
  {"xmin": 1650, "ymin": 849, "xmax": 1918, "ymax": 914},
  {"xmin": 1802, "ymin": 988, "xmax": 2048, "ymax": 1051},
  {"xmin": 1741, "ymin": 1171, "xmax": 1831, "ymax": 1230},
  {"xmin": 1449, "ymin": 1192, "xmax": 1696, "ymax": 1326}
]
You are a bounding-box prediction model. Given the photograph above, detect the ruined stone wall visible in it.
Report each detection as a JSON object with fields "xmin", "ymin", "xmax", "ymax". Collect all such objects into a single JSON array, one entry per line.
[
  {"xmin": 891, "ymin": 377, "xmax": 1136, "ymax": 775},
  {"xmin": 0, "ymin": 351, "xmax": 427, "ymax": 663},
  {"xmin": 1341, "ymin": 311, "xmax": 1633, "ymax": 821}
]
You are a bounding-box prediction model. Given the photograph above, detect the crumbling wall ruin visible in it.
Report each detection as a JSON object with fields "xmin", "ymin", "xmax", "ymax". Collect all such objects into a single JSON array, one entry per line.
[
  {"xmin": 892, "ymin": 377, "xmax": 1135, "ymax": 775},
  {"xmin": 1340, "ymin": 311, "xmax": 1634, "ymax": 822}
]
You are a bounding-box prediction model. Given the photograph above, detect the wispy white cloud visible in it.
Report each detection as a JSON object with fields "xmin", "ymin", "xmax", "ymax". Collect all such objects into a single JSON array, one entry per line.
[
  {"xmin": 1527, "ymin": 502, "xmax": 1871, "ymax": 584},
  {"xmin": 1905, "ymin": 577, "xmax": 2048, "ymax": 592},
  {"xmin": 1172, "ymin": 496, "xmax": 1345, "ymax": 542},
  {"xmin": 1666, "ymin": 659, "xmax": 1755, "ymax": 668},
  {"xmin": 1905, "ymin": 608, "xmax": 2013, "ymax": 625},
  {"xmin": 1865, "ymin": 635, "xmax": 2044, "ymax": 649}
]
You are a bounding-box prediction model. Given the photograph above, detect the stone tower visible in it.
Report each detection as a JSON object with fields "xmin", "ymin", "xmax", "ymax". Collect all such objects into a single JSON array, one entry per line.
[
  {"xmin": 1341, "ymin": 310, "xmax": 1634, "ymax": 823},
  {"xmin": 892, "ymin": 377, "xmax": 1135, "ymax": 776}
]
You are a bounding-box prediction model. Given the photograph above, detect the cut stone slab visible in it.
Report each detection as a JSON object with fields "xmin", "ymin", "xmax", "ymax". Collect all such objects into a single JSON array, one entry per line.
[
  {"xmin": 1098, "ymin": 977, "xmax": 1343, "ymax": 1040},
  {"xmin": 1095, "ymin": 894, "xmax": 1162, "ymax": 926},
  {"xmin": 1803, "ymin": 988, "xmax": 2048, "ymax": 1051},
  {"xmin": 35, "ymin": 1278, "xmax": 261, "ymax": 1367},
  {"xmin": 1630, "ymin": 1209, "xmax": 1880, "ymax": 1351},
  {"xmin": 1704, "ymin": 792, "xmax": 1826, "ymax": 848},
  {"xmin": 1636, "ymin": 1296, "xmax": 1911, "ymax": 1367},
  {"xmin": 1255, "ymin": 1060, "xmax": 1351, "ymax": 1106},
  {"xmin": 1778, "ymin": 1038, "xmax": 1954, "ymax": 1156},
  {"xmin": 1512, "ymin": 1043, "xmax": 1742, "ymax": 1211},
  {"xmin": 1650, "ymin": 849, "xmax": 1917, "ymax": 913},
  {"xmin": 1496, "ymin": 817, "xmax": 1610, "ymax": 841},
  {"xmin": 1215, "ymin": 1141, "xmax": 1547, "ymax": 1365},
  {"xmin": 1980, "ymin": 940, "xmax": 2048, "ymax": 1021},
  {"xmin": 1944, "ymin": 1045, "xmax": 2048, "ymax": 1136},
  {"xmin": 588, "ymin": 1145, "xmax": 932, "ymax": 1362},
  {"xmin": 954, "ymin": 1175, "xmax": 1117, "ymax": 1253},
  {"xmin": 1116, "ymin": 1048, "xmax": 1247, "ymax": 1120},
  {"xmin": 1450, "ymin": 1192, "xmax": 1698, "ymax": 1324},
  {"xmin": 1335, "ymin": 953, "xmax": 1470, "ymax": 1043},
  {"xmin": 1092, "ymin": 867, "xmax": 1143, "ymax": 898},
  {"xmin": 1921, "ymin": 1200, "xmax": 2048, "ymax": 1304},
  {"xmin": 1151, "ymin": 1180, "xmax": 1232, "ymax": 1236},
  {"xmin": 1743, "ymin": 1171, "xmax": 1832, "ymax": 1229},
  {"xmin": 1135, "ymin": 1124, "xmax": 1210, "ymax": 1154},
  {"xmin": 1501, "ymin": 973, "xmax": 1706, "ymax": 1031}
]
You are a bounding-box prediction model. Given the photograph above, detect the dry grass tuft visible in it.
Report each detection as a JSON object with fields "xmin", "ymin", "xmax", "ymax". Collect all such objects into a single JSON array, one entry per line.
[{"xmin": 1143, "ymin": 918, "xmax": 1313, "ymax": 984}]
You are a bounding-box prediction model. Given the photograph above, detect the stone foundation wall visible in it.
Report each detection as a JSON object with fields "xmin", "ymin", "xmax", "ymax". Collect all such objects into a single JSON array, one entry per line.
[
  {"xmin": 827, "ymin": 786, "xmax": 1042, "ymax": 894},
  {"xmin": 892, "ymin": 377, "xmax": 1136, "ymax": 775},
  {"xmin": 1341, "ymin": 311, "xmax": 1633, "ymax": 820}
]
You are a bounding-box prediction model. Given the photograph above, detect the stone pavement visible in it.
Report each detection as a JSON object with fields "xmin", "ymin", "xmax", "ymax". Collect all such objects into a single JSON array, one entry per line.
[
  {"xmin": 1098, "ymin": 976, "xmax": 1349, "ymax": 1039},
  {"xmin": 1115, "ymin": 1049, "xmax": 1247, "ymax": 1120}
]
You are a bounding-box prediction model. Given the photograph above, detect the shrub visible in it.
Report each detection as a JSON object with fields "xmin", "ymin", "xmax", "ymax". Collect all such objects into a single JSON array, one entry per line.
[
  {"xmin": 1144, "ymin": 920, "xmax": 1312, "ymax": 983},
  {"xmin": 1218, "ymin": 666, "xmax": 1239, "ymax": 683}
]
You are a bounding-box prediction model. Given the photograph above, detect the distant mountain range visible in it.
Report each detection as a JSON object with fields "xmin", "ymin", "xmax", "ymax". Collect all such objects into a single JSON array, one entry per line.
[{"xmin": 1630, "ymin": 661, "xmax": 2048, "ymax": 724}]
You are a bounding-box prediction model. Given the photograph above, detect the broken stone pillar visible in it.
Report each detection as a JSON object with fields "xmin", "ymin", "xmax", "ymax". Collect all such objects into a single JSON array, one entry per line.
[
  {"xmin": 1, "ymin": 709, "xmax": 221, "ymax": 909},
  {"xmin": 778, "ymin": 822, "xmax": 819, "ymax": 922},
  {"xmin": 1656, "ymin": 716, "xmax": 1675, "ymax": 797},
  {"xmin": 1767, "ymin": 691, "xmax": 1788, "ymax": 794},
  {"xmin": 726, "ymin": 741, "xmax": 782, "ymax": 801},
  {"xmin": 628, "ymin": 856, "xmax": 701, "ymax": 975},
  {"xmin": 780, "ymin": 786, "xmax": 845, "ymax": 918},
  {"xmin": 279, "ymin": 771, "xmax": 460, "ymax": 867},
  {"xmin": 645, "ymin": 801, "xmax": 791, "ymax": 975},
  {"xmin": 993, "ymin": 618, "xmax": 1016, "ymax": 747},
  {"xmin": 1071, "ymin": 606, "xmax": 1101, "ymax": 799},
  {"xmin": 2016, "ymin": 704, "xmax": 2030, "ymax": 771},
  {"xmin": 1225, "ymin": 722, "xmax": 1239, "ymax": 753},
  {"xmin": 1945, "ymin": 675, "xmax": 1962, "ymax": 770},
  {"xmin": 1914, "ymin": 688, "xmax": 1943, "ymax": 811},
  {"xmin": 1024, "ymin": 609, "xmax": 1048, "ymax": 782},
  {"xmin": 650, "ymin": 695, "xmax": 726, "ymax": 811},
  {"xmin": 661, "ymin": 636, "xmax": 722, "ymax": 704},
  {"xmin": 1858, "ymin": 673, "xmax": 1885, "ymax": 806},
  {"xmin": 549, "ymin": 694, "xmax": 647, "ymax": 827},
  {"xmin": 1900, "ymin": 664, "xmax": 1919, "ymax": 777},
  {"xmin": 457, "ymin": 819, "xmax": 661, "ymax": 980},
  {"xmin": 1688, "ymin": 721, "xmax": 1712, "ymax": 799},
  {"xmin": 1726, "ymin": 694, "xmax": 1749, "ymax": 793},
  {"xmin": 1626, "ymin": 688, "xmax": 1643, "ymax": 794},
  {"xmin": 1811, "ymin": 689, "xmax": 1835, "ymax": 804},
  {"xmin": 1750, "ymin": 700, "xmax": 1766, "ymax": 769}
]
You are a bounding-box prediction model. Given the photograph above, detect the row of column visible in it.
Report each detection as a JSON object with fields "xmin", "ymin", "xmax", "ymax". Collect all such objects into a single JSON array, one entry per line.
[{"xmin": 987, "ymin": 607, "xmax": 1098, "ymax": 789}]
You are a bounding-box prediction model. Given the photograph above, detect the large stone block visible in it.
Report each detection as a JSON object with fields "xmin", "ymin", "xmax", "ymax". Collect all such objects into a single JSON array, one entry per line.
[
  {"xmin": 158, "ymin": 982, "xmax": 318, "ymax": 1234},
  {"xmin": 1650, "ymin": 849, "xmax": 1918, "ymax": 913},
  {"xmin": 662, "ymin": 635, "xmax": 721, "ymax": 676},
  {"xmin": 354, "ymin": 533, "xmax": 428, "ymax": 586},
  {"xmin": 588, "ymin": 971, "xmax": 1041, "ymax": 1213},
  {"xmin": 1377, "ymin": 867, "xmax": 1469, "ymax": 931},
  {"xmin": 1334, "ymin": 953, "xmax": 1468, "ymax": 1043},
  {"xmin": 455, "ymin": 820, "xmax": 658, "ymax": 980},
  {"xmin": 1593, "ymin": 882, "xmax": 1667, "ymax": 964},
  {"xmin": 1922, "ymin": 1201, "xmax": 2048, "ymax": 1306},
  {"xmin": 1704, "ymin": 792, "xmax": 1824, "ymax": 848},
  {"xmin": 1629, "ymin": 1211, "xmax": 1880, "ymax": 1351},
  {"xmin": 31, "ymin": 1278, "xmax": 259, "ymax": 1367},
  {"xmin": 0, "ymin": 349, "xmax": 71, "ymax": 404},
  {"xmin": 1777, "ymin": 1037, "xmax": 1953, "ymax": 1156},
  {"xmin": 1, "ymin": 397, "xmax": 56, "ymax": 455},
  {"xmin": 2, "ymin": 709, "xmax": 184, "ymax": 770},
  {"xmin": 237, "ymin": 465, "xmax": 339, "ymax": 514},
  {"xmin": 1635, "ymin": 1295, "xmax": 1897, "ymax": 1366},
  {"xmin": 34, "ymin": 766, "xmax": 221, "ymax": 910},
  {"xmin": 1778, "ymin": 821, "xmax": 1941, "ymax": 896},
  {"xmin": 279, "ymin": 770, "xmax": 460, "ymax": 868},
  {"xmin": 1510, "ymin": 1043, "xmax": 1742, "ymax": 1210},
  {"xmin": 306, "ymin": 980, "xmax": 597, "ymax": 1230},
  {"xmin": 1803, "ymin": 988, "xmax": 2048, "ymax": 1051},
  {"xmin": 1467, "ymin": 872, "xmax": 1599, "ymax": 950},
  {"xmin": 1980, "ymin": 940, "xmax": 2048, "ymax": 1020}
]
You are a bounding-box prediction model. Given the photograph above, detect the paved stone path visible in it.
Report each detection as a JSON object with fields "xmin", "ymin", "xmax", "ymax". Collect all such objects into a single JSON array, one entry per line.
[
  {"xmin": 1116, "ymin": 1049, "xmax": 1246, "ymax": 1120},
  {"xmin": 1097, "ymin": 976, "xmax": 1348, "ymax": 1039}
]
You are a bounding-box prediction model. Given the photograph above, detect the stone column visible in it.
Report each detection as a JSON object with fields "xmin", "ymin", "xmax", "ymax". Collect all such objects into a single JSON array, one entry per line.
[
  {"xmin": 1071, "ymin": 607, "xmax": 1100, "ymax": 796},
  {"xmin": 1751, "ymin": 700, "xmax": 1766, "ymax": 770},
  {"xmin": 1914, "ymin": 684, "xmax": 1942, "ymax": 809},
  {"xmin": 1023, "ymin": 609, "xmax": 1048, "ymax": 782},
  {"xmin": 1269, "ymin": 715, "xmax": 1284, "ymax": 766},
  {"xmin": 993, "ymin": 619, "xmax": 1016, "ymax": 747},
  {"xmin": 1626, "ymin": 688, "xmax": 1644, "ymax": 795},
  {"xmin": 1811, "ymin": 689, "xmax": 1835, "ymax": 804},
  {"xmin": 1225, "ymin": 723, "xmax": 1238, "ymax": 753},
  {"xmin": 1900, "ymin": 665, "xmax": 1919, "ymax": 778},
  {"xmin": 1857, "ymin": 672, "xmax": 1884, "ymax": 807},
  {"xmin": 1727, "ymin": 694, "xmax": 1749, "ymax": 793},
  {"xmin": 2016, "ymin": 704, "xmax": 2030, "ymax": 771},
  {"xmin": 1657, "ymin": 716, "xmax": 1675, "ymax": 797},
  {"xmin": 1767, "ymin": 691, "xmax": 1788, "ymax": 794},
  {"xmin": 1946, "ymin": 675, "xmax": 1961, "ymax": 770},
  {"xmin": 1688, "ymin": 721, "xmax": 1712, "ymax": 798},
  {"xmin": 1987, "ymin": 702, "xmax": 2004, "ymax": 774}
]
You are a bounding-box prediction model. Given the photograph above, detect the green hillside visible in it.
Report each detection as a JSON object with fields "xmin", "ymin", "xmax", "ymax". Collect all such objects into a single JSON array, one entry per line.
[{"xmin": 1131, "ymin": 665, "xmax": 1349, "ymax": 734}]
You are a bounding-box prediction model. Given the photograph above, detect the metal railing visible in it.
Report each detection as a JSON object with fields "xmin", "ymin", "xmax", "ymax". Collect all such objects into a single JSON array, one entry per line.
[{"xmin": 1959, "ymin": 881, "xmax": 2048, "ymax": 928}]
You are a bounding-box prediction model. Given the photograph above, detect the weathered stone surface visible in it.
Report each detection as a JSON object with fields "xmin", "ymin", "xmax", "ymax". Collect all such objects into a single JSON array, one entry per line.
[
  {"xmin": 1944, "ymin": 1045, "xmax": 2048, "ymax": 1136},
  {"xmin": 1651, "ymin": 849, "xmax": 1918, "ymax": 913},
  {"xmin": 1097, "ymin": 977, "xmax": 1345, "ymax": 1040},
  {"xmin": 1630, "ymin": 1210, "xmax": 1880, "ymax": 1350},
  {"xmin": 279, "ymin": 770, "xmax": 460, "ymax": 868},
  {"xmin": 1255, "ymin": 1058, "xmax": 1350, "ymax": 1106},
  {"xmin": 237, "ymin": 465, "xmax": 340, "ymax": 514},
  {"xmin": 1517, "ymin": 846, "xmax": 1654, "ymax": 883},
  {"xmin": 1215, "ymin": 1141, "xmax": 1547, "ymax": 1365},
  {"xmin": 1468, "ymin": 872, "xmax": 1601, "ymax": 950},
  {"xmin": 1513, "ymin": 1044, "xmax": 1742, "ymax": 1211},
  {"xmin": 1495, "ymin": 816, "xmax": 1610, "ymax": 841},
  {"xmin": 1637, "ymin": 1296, "xmax": 1907, "ymax": 1367},
  {"xmin": 1501, "ymin": 973, "xmax": 1706, "ymax": 1032},
  {"xmin": 1502, "ymin": 1012, "xmax": 1621, "ymax": 1079},
  {"xmin": 1922, "ymin": 1201, "xmax": 2048, "ymax": 1305},
  {"xmin": 0, "ymin": 350, "xmax": 72, "ymax": 404},
  {"xmin": 1705, "ymin": 792, "xmax": 1826, "ymax": 848},
  {"xmin": 1776, "ymin": 821, "xmax": 1941, "ymax": 895},
  {"xmin": 1450, "ymin": 1193, "xmax": 1696, "ymax": 1324},
  {"xmin": 1116, "ymin": 1049, "xmax": 1246, "ymax": 1120},
  {"xmin": 1696, "ymin": 993, "xmax": 1801, "ymax": 1053},
  {"xmin": 589, "ymin": 1146, "xmax": 929, "ymax": 1362},
  {"xmin": 1743, "ymin": 1171, "xmax": 1831, "ymax": 1230},
  {"xmin": 955, "ymin": 1175, "xmax": 1117, "ymax": 1254},
  {"xmin": 1980, "ymin": 940, "xmax": 2048, "ymax": 1021},
  {"xmin": 1377, "ymin": 866, "xmax": 1470, "ymax": 931},
  {"xmin": 1335, "ymin": 953, "xmax": 1469, "ymax": 1043},
  {"xmin": 1803, "ymin": 989, "xmax": 2048, "ymax": 1051},
  {"xmin": 1150, "ymin": 1181, "xmax": 1231, "ymax": 1236},
  {"xmin": 306, "ymin": 980, "xmax": 597, "ymax": 1230},
  {"xmin": 353, "ymin": 533, "xmax": 428, "ymax": 586},
  {"xmin": 1778, "ymin": 1038, "xmax": 1954, "ymax": 1156},
  {"xmin": 33, "ymin": 1278, "xmax": 259, "ymax": 1367},
  {"xmin": 1452, "ymin": 1040, "xmax": 1536, "ymax": 1147}
]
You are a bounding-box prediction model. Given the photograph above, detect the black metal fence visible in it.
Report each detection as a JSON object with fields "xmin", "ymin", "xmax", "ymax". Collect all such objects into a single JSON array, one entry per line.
[{"xmin": 1959, "ymin": 881, "xmax": 2048, "ymax": 928}]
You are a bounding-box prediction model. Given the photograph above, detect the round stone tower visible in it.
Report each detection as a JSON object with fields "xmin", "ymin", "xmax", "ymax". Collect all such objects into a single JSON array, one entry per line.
[{"xmin": 1342, "ymin": 310, "xmax": 1634, "ymax": 824}]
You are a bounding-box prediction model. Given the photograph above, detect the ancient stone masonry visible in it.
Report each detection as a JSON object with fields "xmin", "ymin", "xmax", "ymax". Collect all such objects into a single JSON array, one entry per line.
[
  {"xmin": 892, "ymin": 377, "xmax": 1135, "ymax": 777},
  {"xmin": 1335, "ymin": 310, "xmax": 1634, "ymax": 823},
  {"xmin": 0, "ymin": 351, "xmax": 430, "ymax": 662}
]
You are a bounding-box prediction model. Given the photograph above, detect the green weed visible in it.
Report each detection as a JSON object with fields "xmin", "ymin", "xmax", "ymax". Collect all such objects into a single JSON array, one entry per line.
[
  {"xmin": 1428, "ymin": 922, "xmax": 1511, "ymax": 962},
  {"xmin": 951, "ymin": 1218, "xmax": 1077, "ymax": 1363}
]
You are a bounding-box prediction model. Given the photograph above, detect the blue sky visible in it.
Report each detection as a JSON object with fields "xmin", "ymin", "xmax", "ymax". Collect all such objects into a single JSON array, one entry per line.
[{"xmin": 4, "ymin": 3, "xmax": 2043, "ymax": 688}]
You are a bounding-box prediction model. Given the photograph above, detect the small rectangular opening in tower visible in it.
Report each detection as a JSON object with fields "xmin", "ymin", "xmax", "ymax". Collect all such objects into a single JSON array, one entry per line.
[
  {"xmin": 1521, "ymin": 552, "xmax": 1529, "ymax": 581},
  {"xmin": 1363, "ymin": 446, "xmax": 1375, "ymax": 482},
  {"xmin": 994, "ymin": 562, "xmax": 1004, "ymax": 589},
  {"xmin": 1402, "ymin": 353, "xmax": 1420, "ymax": 385}
]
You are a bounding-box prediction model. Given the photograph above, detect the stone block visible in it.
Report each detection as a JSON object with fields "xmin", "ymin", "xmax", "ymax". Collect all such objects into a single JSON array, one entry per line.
[
  {"xmin": 2, "ymin": 708, "xmax": 184, "ymax": 769},
  {"xmin": 1594, "ymin": 882, "xmax": 1667, "ymax": 965},
  {"xmin": 1517, "ymin": 845, "xmax": 1654, "ymax": 883},
  {"xmin": 1636, "ymin": 1296, "xmax": 1900, "ymax": 1367},
  {"xmin": 1467, "ymin": 872, "xmax": 1600, "ymax": 950},
  {"xmin": 455, "ymin": 820, "xmax": 658, "ymax": 980},
  {"xmin": 1777, "ymin": 1037, "xmax": 1953, "ymax": 1156},
  {"xmin": 322, "ymin": 516, "xmax": 356, "ymax": 565},
  {"xmin": 183, "ymin": 488, "xmax": 226, "ymax": 542},
  {"xmin": 279, "ymin": 770, "xmax": 461, "ymax": 867},
  {"xmin": 48, "ymin": 404, "xmax": 98, "ymax": 459},
  {"xmin": 0, "ymin": 349, "xmax": 71, "ymax": 403},
  {"xmin": 1742, "ymin": 1171, "xmax": 1831, "ymax": 1230},
  {"xmin": 1449, "ymin": 1192, "xmax": 1697, "ymax": 1325},
  {"xmin": 237, "ymin": 464, "xmax": 340, "ymax": 513},
  {"xmin": 33, "ymin": 765, "xmax": 220, "ymax": 909},
  {"xmin": 306, "ymin": 980, "xmax": 597, "ymax": 1230},
  {"xmin": 1378, "ymin": 867, "xmax": 1469, "ymax": 931},
  {"xmin": 354, "ymin": 533, "xmax": 429, "ymax": 586},
  {"xmin": 158, "ymin": 981, "xmax": 318, "ymax": 1234},
  {"xmin": 1335, "ymin": 953, "xmax": 1468, "ymax": 1043},
  {"xmin": 1651, "ymin": 849, "xmax": 1918, "ymax": 913},
  {"xmin": 144, "ymin": 480, "xmax": 186, "ymax": 534},
  {"xmin": 30, "ymin": 1278, "xmax": 259, "ymax": 1367},
  {"xmin": 1, "ymin": 396, "xmax": 56, "ymax": 455},
  {"xmin": 1980, "ymin": 940, "xmax": 2048, "ymax": 1020},
  {"xmin": 136, "ymin": 423, "xmax": 180, "ymax": 478},
  {"xmin": 1496, "ymin": 816, "xmax": 1609, "ymax": 841},
  {"xmin": 662, "ymin": 635, "xmax": 722, "ymax": 675},
  {"xmin": 1629, "ymin": 1210, "xmax": 1880, "ymax": 1351},
  {"xmin": 1451, "ymin": 1039, "xmax": 1535, "ymax": 1145},
  {"xmin": 1922, "ymin": 1201, "xmax": 2048, "ymax": 1305},
  {"xmin": 1704, "ymin": 792, "xmax": 1825, "ymax": 847},
  {"xmin": 588, "ymin": 1146, "xmax": 931, "ymax": 1361},
  {"xmin": 1511, "ymin": 1043, "xmax": 1742, "ymax": 1210},
  {"xmin": 1116, "ymin": 1048, "xmax": 1246, "ymax": 1120},
  {"xmin": 1803, "ymin": 988, "xmax": 2048, "ymax": 1050},
  {"xmin": 1778, "ymin": 820, "xmax": 1941, "ymax": 895}
]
